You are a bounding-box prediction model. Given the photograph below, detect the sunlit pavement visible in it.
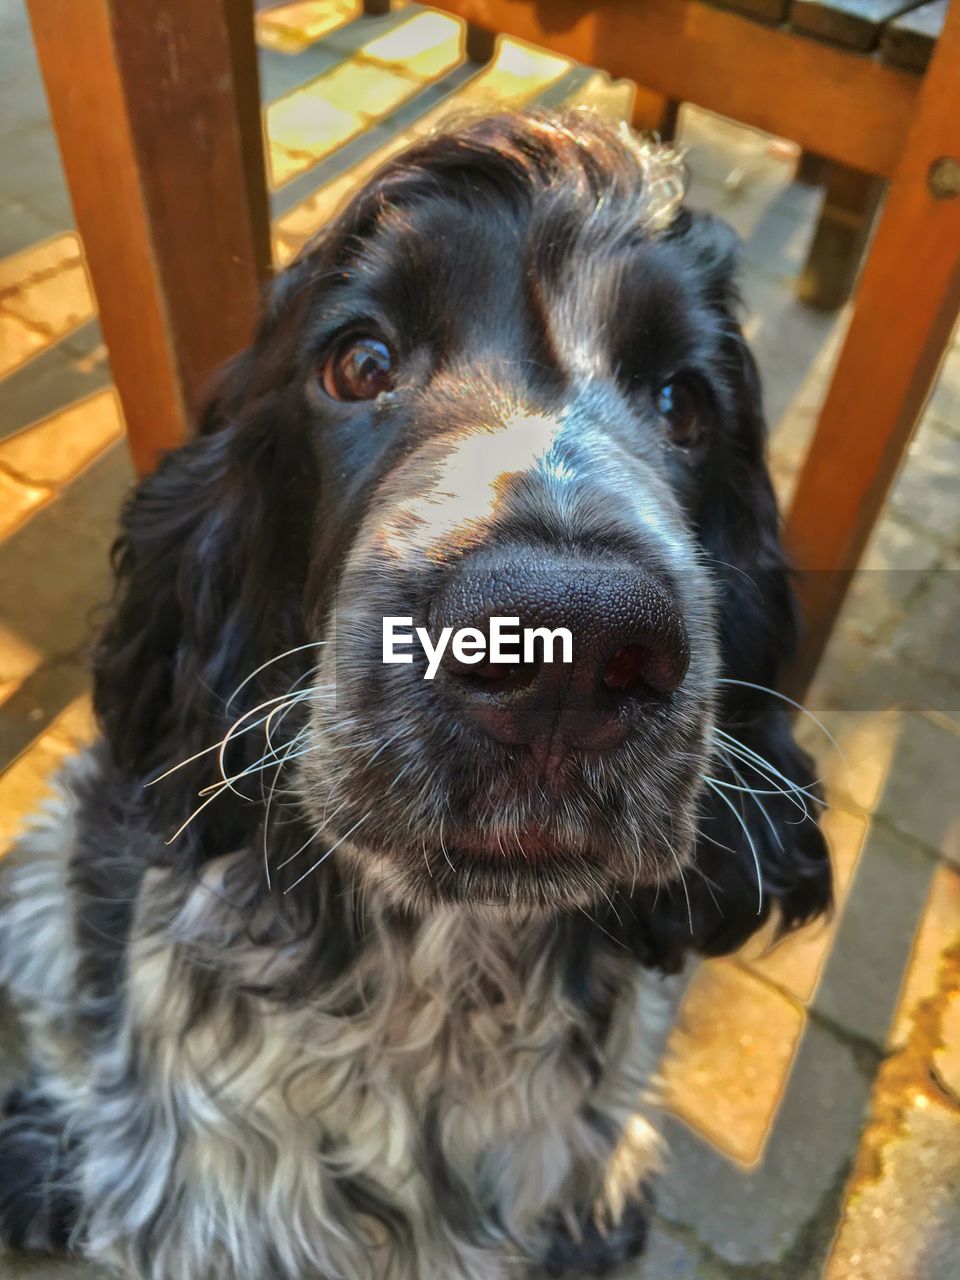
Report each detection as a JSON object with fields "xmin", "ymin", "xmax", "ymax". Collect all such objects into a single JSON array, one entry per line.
[{"xmin": 0, "ymin": 2, "xmax": 958, "ymax": 1276}]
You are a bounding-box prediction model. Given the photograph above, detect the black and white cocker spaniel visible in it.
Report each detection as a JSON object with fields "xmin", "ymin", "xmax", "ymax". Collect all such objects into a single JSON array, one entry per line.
[{"xmin": 0, "ymin": 110, "xmax": 831, "ymax": 1279}]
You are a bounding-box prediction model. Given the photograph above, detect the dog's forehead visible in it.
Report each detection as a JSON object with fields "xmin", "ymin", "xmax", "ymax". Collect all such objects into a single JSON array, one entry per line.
[
  {"xmin": 358, "ymin": 187, "xmax": 650, "ymax": 287},
  {"xmin": 362, "ymin": 196, "xmax": 529, "ymax": 311},
  {"xmin": 345, "ymin": 190, "xmax": 700, "ymax": 373}
]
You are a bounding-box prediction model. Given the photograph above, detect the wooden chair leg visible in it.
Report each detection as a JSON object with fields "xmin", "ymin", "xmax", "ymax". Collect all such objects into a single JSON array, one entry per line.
[
  {"xmin": 631, "ymin": 89, "xmax": 680, "ymax": 140},
  {"xmin": 785, "ymin": 0, "xmax": 960, "ymax": 694},
  {"xmin": 223, "ymin": 0, "xmax": 273, "ymax": 284},
  {"xmin": 25, "ymin": 0, "xmax": 270, "ymax": 475},
  {"xmin": 795, "ymin": 149, "xmax": 826, "ymax": 186},
  {"xmin": 656, "ymin": 98, "xmax": 681, "ymax": 143},
  {"xmin": 796, "ymin": 161, "xmax": 884, "ymax": 311},
  {"xmin": 465, "ymin": 22, "xmax": 497, "ymax": 64}
]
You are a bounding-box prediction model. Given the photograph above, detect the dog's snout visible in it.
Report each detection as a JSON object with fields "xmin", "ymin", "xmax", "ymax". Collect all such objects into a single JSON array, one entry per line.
[{"xmin": 432, "ymin": 558, "xmax": 689, "ymax": 769}]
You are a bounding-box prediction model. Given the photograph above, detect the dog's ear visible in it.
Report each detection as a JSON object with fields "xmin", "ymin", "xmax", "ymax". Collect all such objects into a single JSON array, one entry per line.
[
  {"xmin": 614, "ymin": 210, "xmax": 832, "ymax": 967},
  {"xmin": 666, "ymin": 208, "xmax": 741, "ymax": 308},
  {"xmin": 92, "ymin": 279, "xmax": 317, "ymax": 848},
  {"xmin": 665, "ymin": 209, "xmax": 812, "ymax": 696}
]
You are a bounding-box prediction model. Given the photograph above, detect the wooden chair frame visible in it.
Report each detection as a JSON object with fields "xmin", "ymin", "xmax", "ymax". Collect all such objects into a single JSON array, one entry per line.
[
  {"xmin": 25, "ymin": 0, "xmax": 270, "ymax": 475},
  {"xmin": 24, "ymin": 0, "xmax": 960, "ymax": 686}
]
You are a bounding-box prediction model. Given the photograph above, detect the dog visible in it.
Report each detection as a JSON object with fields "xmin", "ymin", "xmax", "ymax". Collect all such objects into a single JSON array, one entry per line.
[{"xmin": 0, "ymin": 110, "xmax": 831, "ymax": 1279}]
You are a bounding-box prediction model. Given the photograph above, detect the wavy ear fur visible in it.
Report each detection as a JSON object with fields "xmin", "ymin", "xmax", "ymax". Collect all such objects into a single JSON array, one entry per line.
[
  {"xmin": 622, "ymin": 212, "xmax": 832, "ymax": 968},
  {"xmin": 92, "ymin": 285, "xmax": 317, "ymax": 863}
]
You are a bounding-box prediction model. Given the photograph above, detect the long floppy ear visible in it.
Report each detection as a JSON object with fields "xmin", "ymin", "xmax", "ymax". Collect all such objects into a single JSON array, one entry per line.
[
  {"xmin": 621, "ymin": 212, "xmax": 832, "ymax": 969},
  {"xmin": 92, "ymin": 279, "xmax": 318, "ymax": 860}
]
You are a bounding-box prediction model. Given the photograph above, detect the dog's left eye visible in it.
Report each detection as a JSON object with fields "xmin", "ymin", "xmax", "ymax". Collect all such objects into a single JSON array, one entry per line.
[
  {"xmin": 321, "ymin": 336, "xmax": 395, "ymax": 402},
  {"xmin": 656, "ymin": 378, "xmax": 704, "ymax": 449}
]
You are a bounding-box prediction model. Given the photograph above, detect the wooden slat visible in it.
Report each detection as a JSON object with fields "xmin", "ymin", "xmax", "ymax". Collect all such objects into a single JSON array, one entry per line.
[
  {"xmin": 790, "ymin": 0, "xmax": 926, "ymax": 52},
  {"xmin": 881, "ymin": 0, "xmax": 947, "ymax": 67},
  {"xmin": 430, "ymin": 0, "xmax": 919, "ymax": 177},
  {"xmin": 785, "ymin": 0, "xmax": 960, "ymax": 689},
  {"xmin": 26, "ymin": 0, "xmax": 270, "ymax": 474},
  {"xmin": 224, "ymin": 0, "xmax": 273, "ymax": 280},
  {"xmin": 795, "ymin": 162, "xmax": 884, "ymax": 309},
  {"xmin": 711, "ymin": 0, "xmax": 789, "ymax": 22}
]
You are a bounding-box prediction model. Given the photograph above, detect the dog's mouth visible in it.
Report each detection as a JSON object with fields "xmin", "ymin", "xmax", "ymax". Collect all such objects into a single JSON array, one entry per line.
[
  {"xmin": 300, "ymin": 660, "xmax": 713, "ymax": 912},
  {"xmin": 315, "ymin": 769, "xmax": 697, "ymax": 912},
  {"xmin": 357, "ymin": 827, "xmax": 617, "ymax": 912},
  {"xmin": 449, "ymin": 822, "xmax": 577, "ymax": 861}
]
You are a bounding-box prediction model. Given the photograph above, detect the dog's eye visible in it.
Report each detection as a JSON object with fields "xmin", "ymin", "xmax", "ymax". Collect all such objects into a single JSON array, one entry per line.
[
  {"xmin": 656, "ymin": 378, "xmax": 704, "ymax": 449},
  {"xmin": 322, "ymin": 336, "xmax": 395, "ymax": 402}
]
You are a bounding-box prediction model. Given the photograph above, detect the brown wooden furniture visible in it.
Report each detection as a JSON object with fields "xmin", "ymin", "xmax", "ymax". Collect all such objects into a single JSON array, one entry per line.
[
  {"xmin": 786, "ymin": 14, "xmax": 960, "ymax": 685},
  {"xmin": 25, "ymin": 0, "xmax": 270, "ymax": 475},
  {"xmin": 441, "ymin": 0, "xmax": 947, "ymax": 310},
  {"xmin": 716, "ymin": 0, "xmax": 946, "ymax": 312},
  {"xmin": 26, "ymin": 0, "xmax": 960, "ymax": 686}
]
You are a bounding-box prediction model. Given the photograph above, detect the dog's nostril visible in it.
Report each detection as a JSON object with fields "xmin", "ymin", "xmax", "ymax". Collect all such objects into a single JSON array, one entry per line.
[
  {"xmin": 602, "ymin": 639, "xmax": 688, "ymax": 697},
  {"xmin": 602, "ymin": 644, "xmax": 651, "ymax": 694},
  {"xmin": 471, "ymin": 660, "xmax": 517, "ymax": 681},
  {"xmin": 450, "ymin": 658, "xmax": 539, "ymax": 688}
]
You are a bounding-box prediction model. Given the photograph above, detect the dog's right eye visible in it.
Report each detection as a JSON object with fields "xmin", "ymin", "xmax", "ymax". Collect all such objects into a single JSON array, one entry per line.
[
  {"xmin": 655, "ymin": 377, "xmax": 706, "ymax": 450},
  {"xmin": 321, "ymin": 336, "xmax": 395, "ymax": 402}
]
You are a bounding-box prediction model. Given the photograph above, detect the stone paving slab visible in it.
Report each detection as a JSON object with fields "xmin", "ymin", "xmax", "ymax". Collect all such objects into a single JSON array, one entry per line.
[
  {"xmin": 927, "ymin": 344, "xmax": 960, "ymax": 429},
  {"xmin": 823, "ymin": 866, "xmax": 960, "ymax": 1279},
  {"xmin": 890, "ymin": 555, "xmax": 960, "ymax": 689},
  {"xmin": 0, "ymin": 441, "xmax": 130, "ymax": 760},
  {"xmin": 0, "ymin": 388, "xmax": 122, "ymax": 488},
  {"xmin": 257, "ymin": 0, "xmax": 358, "ymax": 54},
  {"xmin": 664, "ymin": 961, "xmax": 806, "ymax": 1168},
  {"xmin": 742, "ymin": 273, "xmax": 840, "ymax": 438},
  {"xmin": 0, "ymin": 325, "xmax": 111, "ymax": 445},
  {"xmin": 874, "ymin": 711, "xmax": 960, "ymax": 855},
  {"xmin": 657, "ymin": 1017, "xmax": 871, "ymax": 1270},
  {"xmin": 0, "ymin": 197, "xmax": 64, "ymax": 261},
  {"xmin": 812, "ymin": 619, "xmax": 960, "ymax": 719},
  {"xmin": 0, "ymin": 309, "xmax": 48, "ymax": 382},
  {"xmin": 890, "ymin": 417, "xmax": 960, "ymax": 544},
  {"xmin": 813, "ymin": 824, "xmax": 937, "ymax": 1048},
  {"xmin": 738, "ymin": 806, "xmax": 869, "ymax": 1004},
  {"xmin": 635, "ymin": 1220, "xmax": 702, "ymax": 1279},
  {"xmin": 0, "ymin": 234, "xmax": 95, "ymax": 349},
  {"xmin": 0, "ymin": 125, "xmax": 74, "ymax": 227}
]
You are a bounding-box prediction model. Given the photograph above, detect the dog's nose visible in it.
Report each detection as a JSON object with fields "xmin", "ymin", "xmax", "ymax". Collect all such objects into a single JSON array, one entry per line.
[{"xmin": 432, "ymin": 558, "xmax": 689, "ymax": 770}]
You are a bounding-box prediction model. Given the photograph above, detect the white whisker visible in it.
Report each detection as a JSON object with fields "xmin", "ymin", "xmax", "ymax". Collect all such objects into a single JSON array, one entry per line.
[
  {"xmin": 438, "ymin": 815, "xmax": 455, "ymax": 874},
  {"xmin": 708, "ymin": 759, "xmax": 784, "ymax": 852},
  {"xmin": 276, "ymin": 827, "xmax": 321, "ymax": 872},
  {"xmin": 284, "ymin": 812, "xmax": 371, "ymax": 893},
  {"xmin": 717, "ymin": 677, "xmax": 845, "ymax": 763},
  {"xmin": 704, "ymin": 777, "xmax": 763, "ymax": 914},
  {"xmin": 670, "ymin": 849, "xmax": 693, "ymax": 933},
  {"xmin": 225, "ymin": 641, "xmax": 327, "ymax": 712},
  {"xmin": 164, "ymin": 785, "xmax": 228, "ymax": 845},
  {"xmin": 714, "ymin": 730, "xmax": 825, "ymax": 811}
]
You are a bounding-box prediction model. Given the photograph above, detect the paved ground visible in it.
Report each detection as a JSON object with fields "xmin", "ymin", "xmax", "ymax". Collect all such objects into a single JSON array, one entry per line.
[{"xmin": 1, "ymin": 1, "xmax": 958, "ymax": 1277}]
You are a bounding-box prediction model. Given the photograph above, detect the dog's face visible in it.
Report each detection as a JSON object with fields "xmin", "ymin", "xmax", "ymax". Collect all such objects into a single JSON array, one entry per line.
[
  {"xmin": 96, "ymin": 113, "xmax": 831, "ymax": 950},
  {"xmin": 298, "ymin": 144, "xmax": 724, "ymax": 912}
]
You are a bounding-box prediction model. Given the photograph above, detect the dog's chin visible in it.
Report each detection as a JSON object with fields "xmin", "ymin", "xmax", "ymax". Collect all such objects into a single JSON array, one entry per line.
[{"xmin": 342, "ymin": 824, "xmax": 683, "ymax": 918}]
